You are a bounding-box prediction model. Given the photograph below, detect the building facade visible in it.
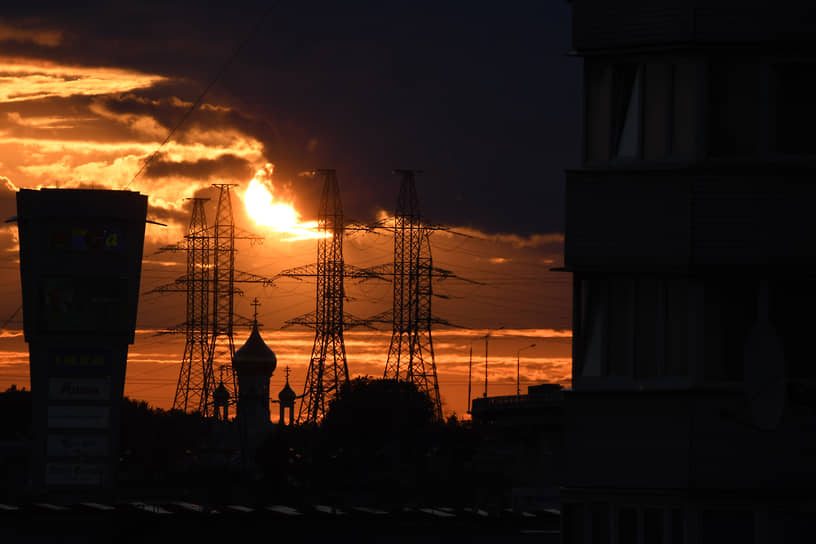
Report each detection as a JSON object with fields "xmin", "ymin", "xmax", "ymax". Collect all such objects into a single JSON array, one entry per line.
[{"xmin": 563, "ymin": 1, "xmax": 816, "ymax": 542}]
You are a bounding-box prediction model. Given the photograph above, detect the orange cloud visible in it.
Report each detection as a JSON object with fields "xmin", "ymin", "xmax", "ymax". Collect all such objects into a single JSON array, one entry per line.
[
  {"xmin": 6, "ymin": 112, "xmax": 88, "ymax": 129},
  {"xmin": 0, "ymin": 57, "xmax": 165, "ymax": 102},
  {"xmin": 0, "ymin": 175, "xmax": 19, "ymax": 192}
]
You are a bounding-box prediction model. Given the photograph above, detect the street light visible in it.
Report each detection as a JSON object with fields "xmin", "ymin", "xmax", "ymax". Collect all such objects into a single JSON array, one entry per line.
[
  {"xmin": 482, "ymin": 326, "xmax": 505, "ymax": 398},
  {"xmin": 466, "ymin": 342, "xmax": 475, "ymax": 414},
  {"xmin": 516, "ymin": 343, "xmax": 536, "ymax": 396}
]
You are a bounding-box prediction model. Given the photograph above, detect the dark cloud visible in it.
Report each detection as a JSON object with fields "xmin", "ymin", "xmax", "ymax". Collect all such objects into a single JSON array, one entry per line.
[
  {"xmin": 95, "ymin": 94, "xmax": 275, "ymax": 151},
  {"xmin": 145, "ymin": 201, "xmax": 192, "ymax": 229},
  {"xmin": 0, "ymin": 1, "xmax": 579, "ymax": 236},
  {"xmin": 143, "ymin": 153, "xmax": 254, "ymax": 181}
]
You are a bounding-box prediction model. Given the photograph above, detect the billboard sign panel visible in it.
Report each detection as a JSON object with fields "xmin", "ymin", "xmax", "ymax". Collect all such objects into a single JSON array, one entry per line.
[
  {"xmin": 47, "ymin": 434, "xmax": 109, "ymax": 457},
  {"xmin": 49, "ymin": 378, "xmax": 111, "ymax": 401},
  {"xmin": 47, "ymin": 406, "xmax": 110, "ymax": 429},
  {"xmin": 45, "ymin": 463, "xmax": 106, "ymax": 486}
]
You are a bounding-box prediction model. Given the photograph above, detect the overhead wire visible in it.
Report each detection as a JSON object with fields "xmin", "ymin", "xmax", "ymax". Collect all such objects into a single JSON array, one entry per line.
[{"xmin": 124, "ymin": 2, "xmax": 281, "ymax": 189}]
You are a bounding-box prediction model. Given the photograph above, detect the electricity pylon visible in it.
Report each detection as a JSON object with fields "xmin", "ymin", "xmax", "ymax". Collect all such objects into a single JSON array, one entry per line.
[
  {"xmin": 148, "ymin": 186, "xmax": 271, "ymax": 417},
  {"xmin": 359, "ymin": 171, "xmax": 480, "ymax": 420},
  {"xmin": 173, "ymin": 198, "xmax": 211, "ymax": 413},
  {"xmin": 207, "ymin": 184, "xmax": 239, "ymax": 411},
  {"xmin": 294, "ymin": 170, "xmax": 350, "ymax": 424},
  {"xmin": 383, "ymin": 170, "xmax": 442, "ymax": 420}
]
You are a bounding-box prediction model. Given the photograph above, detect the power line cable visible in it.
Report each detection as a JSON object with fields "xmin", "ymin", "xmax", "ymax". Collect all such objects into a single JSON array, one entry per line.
[{"xmin": 124, "ymin": 2, "xmax": 280, "ymax": 189}]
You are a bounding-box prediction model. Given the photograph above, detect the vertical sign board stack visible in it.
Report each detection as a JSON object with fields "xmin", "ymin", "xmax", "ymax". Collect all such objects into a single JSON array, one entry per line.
[{"xmin": 16, "ymin": 188, "xmax": 148, "ymax": 494}]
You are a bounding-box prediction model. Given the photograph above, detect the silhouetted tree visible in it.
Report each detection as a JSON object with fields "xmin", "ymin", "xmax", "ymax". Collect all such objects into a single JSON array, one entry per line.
[
  {"xmin": 119, "ymin": 397, "xmax": 210, "ymax": 487},
  {"xmin": 321, "ymin": 378, "xmax": 436, "ymax": 502},
  {"xmin": 255, "ymin": 379, "xmax": 488, "ymax": 506},
  {"xmin": 0, "ymin": 385, "xmax": 31, "ymax": 440}
]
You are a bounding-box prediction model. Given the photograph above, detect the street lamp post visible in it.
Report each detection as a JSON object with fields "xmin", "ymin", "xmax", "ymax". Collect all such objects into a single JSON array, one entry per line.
[
  {"xmin": 483, "ymin": 326, "xmax": 505, "ymax": 398},
  {"xmin": 466, "ymin": 344, "xmax": 473, "ymax": 413},
  {"xmin": 516, "ymin": 343, "xmax": 536, "ymax": 396}
]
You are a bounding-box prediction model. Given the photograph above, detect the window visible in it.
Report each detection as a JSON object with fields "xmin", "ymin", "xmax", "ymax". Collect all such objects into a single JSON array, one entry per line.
[
  {"xmin": 771, "ymin": 62, "xmax": 816, "ymax": 154},
  {"xmin": 584, "ymin": 59, "xmax": 703, "ymax": 163},
  {"xmin": 703, "ymin": 279, "xmax": 758, "ymax": 382},
  {"xmin": 590, "ymin": 503, "xmax": 611, "ymax": 544},
  {"xmin": 610, "ymin": 64, "xmax": 643, "ymax": 159},
  {"xmin": 672, "ymin": 62, "xmax": 699, "ymax": 157},
  {"xmin": 644, "ymin": 63, "xmax": 673, "ymax": 160},
  {"xmin": 664, "ymin": 280, "xmax": 689, "ymax": 377},
  {"xmin": 635, "ymin": 278, "xmax": 661, "ymax": 379},
  {"xmin": 578, "ymin": 278, "xmax": 607, "ymax": 377},
  {"xmin": 701, "ymin": 509, "xmax": 753, "ymax": 544},
  {"xmin": 586, "ymin": 60, "xmax": 613, "ymax": 161},
  {"xmin": 671, "ymin": 508, "xmax": 685, "ymax": 544},
  {"xmin": 609, "ymin": 277, "xmax": 635, "ymax": 376},
  {"xmin": 563, "ymin": 503, "xmax": 586, "ymax": 544},
  {"xmin": 644, "ymin": 508, "xmax": 665, "ymax": 544},
  {"xmin": 618, "ymin": 507, "xmax": 638, "ymax": 543},
  {"xmin": 769, "ymin": 278, "xmax": 816, "ymax": 380},
  {"xmin": 612, "ymin": 64, "xmax": 643, "ymax": 159},
  {"xmin": 709, "ymin": 60, "xmax": 761, "ymax": 157},
  {"xmin": 575, "ymin": 276, "xmax": 692, "ymax": 384}
]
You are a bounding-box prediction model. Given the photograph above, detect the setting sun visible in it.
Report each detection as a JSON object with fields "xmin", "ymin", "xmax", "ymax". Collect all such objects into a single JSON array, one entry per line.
[{"xmin": 243, "ymin": 166, "xmax": 325, "ymax": 241}]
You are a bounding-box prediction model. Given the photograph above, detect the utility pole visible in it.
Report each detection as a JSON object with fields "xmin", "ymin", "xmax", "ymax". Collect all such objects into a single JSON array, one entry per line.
[
  {"xmin": 482, "ymin": 326, "xmax": 504, "ymax": 398},
  {"xmin": 466, "ymin": 344, "xmax": 473, "ymax": 414}
]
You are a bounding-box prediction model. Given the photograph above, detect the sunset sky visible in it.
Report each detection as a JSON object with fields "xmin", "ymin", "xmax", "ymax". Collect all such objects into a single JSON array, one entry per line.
[{"xmin": 0, "ymin": 2, "xmax": 579, "ymax": 418}]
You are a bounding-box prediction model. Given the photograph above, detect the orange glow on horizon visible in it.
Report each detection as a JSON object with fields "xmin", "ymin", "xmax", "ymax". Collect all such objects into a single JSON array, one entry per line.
[{"xmin": 243, "ymin": 165, "xmax": 326, "ymax": 241}]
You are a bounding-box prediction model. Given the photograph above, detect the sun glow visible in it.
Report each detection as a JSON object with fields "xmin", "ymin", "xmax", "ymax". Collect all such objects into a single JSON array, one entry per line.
[{"xmin": 243, "ymin": 165, "xmax": 325, "ymax": 241}]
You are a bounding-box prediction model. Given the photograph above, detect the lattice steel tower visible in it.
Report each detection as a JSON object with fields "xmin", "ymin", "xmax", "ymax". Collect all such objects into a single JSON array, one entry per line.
[
  {"xmin": 207, "ymin": 183, "xmax": 239, "ymax": 414},
  {"xmin": 383, "ymin": 170, "xmax": 442, "ymax": 420},
  {"xmin": 172, "ymin": 198, "xmax": 212, "ymax": 413},
  {"xmin": 297, "ymin": 169, "xmax": 350, "ymax": 424}
]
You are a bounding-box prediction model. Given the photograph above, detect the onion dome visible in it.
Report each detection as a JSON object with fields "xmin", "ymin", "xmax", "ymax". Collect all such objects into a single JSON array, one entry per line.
[
  {"xmin": 232, "ymin": 323, "xmax": 277, "ymax": 376},
  {"xmin": 278, "ymin": 370, "xmax": 296, "ymax": 404},
  {"xmin": 213, "ymin": 381, "xmax": 230, "ymax": 406}
]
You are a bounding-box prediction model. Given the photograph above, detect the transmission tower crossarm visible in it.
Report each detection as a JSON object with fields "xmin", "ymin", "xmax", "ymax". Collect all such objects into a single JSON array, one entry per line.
[
  {"xmin": 431, "ymin": 266, "xmax": 485, "ymax": 285},
  {"xmin": 154, "ymin": 324, "xmax": 188, "ymax": 335},
  {"xmin": 152, "ymin": 242, "xmax": 186, "ymax": 255},
  {"xmin": 234, "ymin": 269, "xmax": 276, "ymax": 286},
  {"xmin": 275, "ymin": 263, "xmax": 384, "ymax": 281},
  {"xmin": 274, "ymin": 263, "xmax": 318, "ymax": 280},
  {"xmin": 359, "ymin": 263, "xmax": 393, "ymax": 279},
  {"xmin": 233, "ymin": 226, "xmax": 264, "ymax": 243},
  {"xmin": 430, "ymin": 317, "xmax": 465, "ymax": 328},
  {"xmin": 345, "ymin": 263, "xmax": 387, "ymax": 280},
  {"xmin": 364, "ymin": 310, "xmax": 393, "ymax": 325},
  {"xmin": 344, "ymin": 219, "xmax": 388, "ymax": 235},
  {"xmin": 423, "ymin": 224, "xmax": 480, "ymax": 238},
  {"xmin": 283, "ymin": 311, "xmax": 317, "ymax": 329},
  {"xmin": 144, "ymin": 275, "xmax": 192, "ymax": 295},
  {"xmin": 344, "ymin": 313, "xmax": 377, "ymax": 330}
]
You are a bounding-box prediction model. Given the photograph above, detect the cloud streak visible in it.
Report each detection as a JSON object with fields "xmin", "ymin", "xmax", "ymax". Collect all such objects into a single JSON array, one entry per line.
[{"xmin": 0, "ymin": 57, "xmax": 165, "ymax": 102}]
